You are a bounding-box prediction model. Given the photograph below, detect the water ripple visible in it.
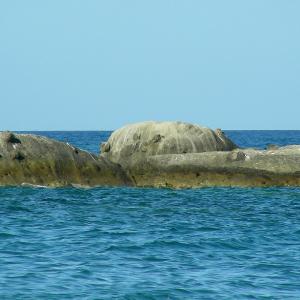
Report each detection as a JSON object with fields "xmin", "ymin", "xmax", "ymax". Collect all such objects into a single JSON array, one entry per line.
[{"xmin": 0, "ymin": 186, "xmax": 300, "ymax": 299}]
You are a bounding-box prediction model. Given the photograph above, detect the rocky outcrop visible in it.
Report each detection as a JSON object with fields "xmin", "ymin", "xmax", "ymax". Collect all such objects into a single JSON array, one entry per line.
[
  {"xmin": 1, "ymin": 122, "xmax": 300, "ymax": 189},
  {"xmin": 101, "ymin": 121, "xmax": 237, "ymax": 166},
  {"xmin": 0, "ymin": 132, "xmax": 132, "ymax": 187},
  {"xmin": 99, "ymin": 121, "xmax": 300, "ymax": 188},
  {"xmin": 125, "ymin": 147, "xmax": 300, "ymax": 188}
]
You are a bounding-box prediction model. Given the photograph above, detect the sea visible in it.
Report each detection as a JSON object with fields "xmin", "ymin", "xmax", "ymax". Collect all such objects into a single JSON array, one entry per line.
[{"xmin": 1, "ymin": 131, "xmax": 300, "ymax": 299}]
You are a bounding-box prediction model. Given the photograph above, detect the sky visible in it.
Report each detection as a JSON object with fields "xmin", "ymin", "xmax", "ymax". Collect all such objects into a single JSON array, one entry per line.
[{"xmin": 0, "ymin": 1, "xmax": 299, "ymax": 130}]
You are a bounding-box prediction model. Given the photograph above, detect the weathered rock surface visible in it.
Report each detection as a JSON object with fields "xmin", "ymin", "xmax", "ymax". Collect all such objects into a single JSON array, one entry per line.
[
  {"xmin": 0, "ymin": 132, "xmax": 132, "ymax": 187},
  {"xmin": 99, "ymin": 121, "xmax": 300, "ymax": 188},
  {"xmin": 125, "ymin": 147, "xmax": 300, "ymax": 188},
  {"xmin": 101, "ymin": 121, "xmax": 237, "ymax": 166},
  {"xmin": 1, "ymin": 122, "xmax": 299, "ymax": 188}
]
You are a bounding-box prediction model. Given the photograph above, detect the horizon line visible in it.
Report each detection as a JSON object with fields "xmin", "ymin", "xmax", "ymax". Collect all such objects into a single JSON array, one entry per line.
[{"xmin": 1, "ymin": 129, "xmax": 300, "ymax": 132}]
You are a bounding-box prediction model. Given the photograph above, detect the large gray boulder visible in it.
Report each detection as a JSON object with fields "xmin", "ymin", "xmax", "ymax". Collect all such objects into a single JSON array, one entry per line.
[
  {"xmin": 101, "ymin": 121, "xmax": 237, "ymax": 165},
  {"xmin": 0, "ymin": 132, "xmax": 132, "ymax": 187}
]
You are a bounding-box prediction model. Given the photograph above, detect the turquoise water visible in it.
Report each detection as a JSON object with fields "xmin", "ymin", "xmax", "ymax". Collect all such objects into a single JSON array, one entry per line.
[{"xmin": 1, "ymin": 131, "xmax": 300, "ymax": 299}]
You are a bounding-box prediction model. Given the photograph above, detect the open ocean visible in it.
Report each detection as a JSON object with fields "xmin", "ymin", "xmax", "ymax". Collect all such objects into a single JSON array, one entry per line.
[{"xmin": 1, "ymin": 131, "xmax": 300, "ymax": 299}]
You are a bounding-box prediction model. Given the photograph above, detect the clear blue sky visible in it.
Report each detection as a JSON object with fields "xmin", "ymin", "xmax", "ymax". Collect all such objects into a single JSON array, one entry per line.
[{"xmin": 0, "ymin": 1, "xmax": 299, "ymax": 130}]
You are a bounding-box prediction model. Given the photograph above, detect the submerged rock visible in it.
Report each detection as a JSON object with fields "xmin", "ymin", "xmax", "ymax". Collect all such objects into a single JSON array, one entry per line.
[
  {"xmin": 0, "ymin": 132, "xmax": 132, "ymax": 187},
  {"xmin": 101, "ymin": 121, "xmax": 237, "ymax": 166}
]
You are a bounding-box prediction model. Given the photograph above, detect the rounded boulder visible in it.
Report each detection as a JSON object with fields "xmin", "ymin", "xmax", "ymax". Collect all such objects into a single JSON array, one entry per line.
[{"xmin": 101, "ymin": 121, "xmax": 237, "ymax": 165}]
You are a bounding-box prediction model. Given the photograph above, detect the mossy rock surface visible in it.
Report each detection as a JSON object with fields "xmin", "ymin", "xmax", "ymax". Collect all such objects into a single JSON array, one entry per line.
[{"xmin": 0, "ymin": 132, "xmax": 132, "ymax": 187}]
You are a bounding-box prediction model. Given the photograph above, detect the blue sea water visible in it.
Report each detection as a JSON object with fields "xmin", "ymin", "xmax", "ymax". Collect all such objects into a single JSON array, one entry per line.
[{"xmin": 1, "ymin": 131, "xmax": 300, "ymax": 299}]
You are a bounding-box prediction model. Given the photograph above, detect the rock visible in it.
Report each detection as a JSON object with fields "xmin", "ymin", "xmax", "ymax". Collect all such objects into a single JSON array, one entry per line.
[
  {"xmin": 125, "ymin": 147, "xmax": 300, "ymax": 188},
  {"xmin": 2, "ymin": 131, "xmax": 21, "ymax": 144},
  {"xmin": 100, "ymin": 142, "xmax": 110, "ymax": 153},
  {"xmin": 101, "ymin": 121, "xmax": 237, "ymax": 166},
  {"xmin": 266, "ymin": 144, "xmax": 279, "ymax": 150},
  {"xmin": 0, "ymin": 132, "xmax": 132, "ymax": 187},
  {"xmin": 2, "ymin": 124, "xmax": 299, "ymax": 189},
  {"xmin": 227, "ymin": 150, "xmax": 247, "ymax": 162}
]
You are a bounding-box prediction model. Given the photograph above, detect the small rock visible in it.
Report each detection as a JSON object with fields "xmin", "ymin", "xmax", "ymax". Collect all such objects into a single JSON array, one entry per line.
[
  {"xmin": 152, "ymin": 134, "xmax": 164, "ymax": 143},
  {"xmin": 228, "ymin": 151, "xmax": 246, "ymax": 162},
  {"xmin": 13, "ymin": 151, "xmax": 25, "ymax": 161},
  {"xmin": 266, "ymin": 144, "xmax": 279, "ymax": 150},
  {"xmin": 215, "ymin": 128, "xmax": 223, "ymax": 135},
  {"xmin": 1, "ymin": 131, "xmax": 21, "ymax": 144},
  {"xmin": 100, "ymin": 142, "xmax": 110, "ymax": 153}
]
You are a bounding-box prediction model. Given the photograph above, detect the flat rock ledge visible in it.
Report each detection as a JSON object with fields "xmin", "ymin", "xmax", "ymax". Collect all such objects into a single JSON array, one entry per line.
[
  {"xmin": 0, "ymin": 132, "xmax": 132, "ymax": 187},
  {"xmin": 123, "ymin": 147, "xmax": 300, "ymax": 188}
]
